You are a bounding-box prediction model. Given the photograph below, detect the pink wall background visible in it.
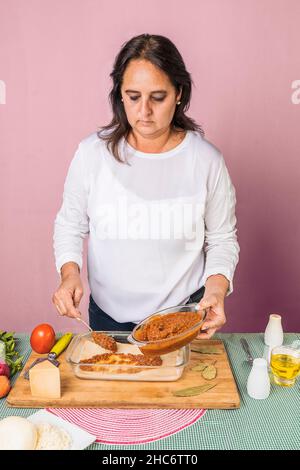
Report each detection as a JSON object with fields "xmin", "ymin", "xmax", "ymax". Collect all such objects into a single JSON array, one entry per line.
[{"xmin": 0, "ymin": 0, "xmax": 299, "ymax": 334}]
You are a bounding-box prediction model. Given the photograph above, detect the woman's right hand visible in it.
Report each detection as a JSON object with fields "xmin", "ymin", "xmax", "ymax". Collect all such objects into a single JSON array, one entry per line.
[{"xmin": 52, "ymin": 268, "xmax": 83, "ymax": 319}]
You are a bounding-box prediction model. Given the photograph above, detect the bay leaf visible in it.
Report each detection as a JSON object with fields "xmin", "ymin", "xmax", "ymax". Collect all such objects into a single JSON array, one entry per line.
[
  {"xmin": 191, "ymin": 345, "xmax": 222, "ymax": 354},
  {"xmin": 201, "ymin": 364, "xmax": 217, "ymax": 380},
  {"xmin": 173, "ymin": 383, "xmax": 217, "ymax": 397},
  {"xmin": 191, "ymin": 362, "xmax": 209, "ymax": 371}
]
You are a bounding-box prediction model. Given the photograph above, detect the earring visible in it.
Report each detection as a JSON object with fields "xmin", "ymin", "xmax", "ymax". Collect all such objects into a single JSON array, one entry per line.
[
  {"xmin": 121, "ymin": 98, "xmax": 124, "ymax": 102},
  {"xmin": 177, "ymin": 101, "xmax": 181, "ymax": 105}
]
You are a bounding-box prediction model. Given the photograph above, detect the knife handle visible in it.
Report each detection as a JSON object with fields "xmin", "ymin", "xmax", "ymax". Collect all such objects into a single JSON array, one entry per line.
[{"xmin": 50, "ymin": 333, "xmax": 73, "ymax": 358}]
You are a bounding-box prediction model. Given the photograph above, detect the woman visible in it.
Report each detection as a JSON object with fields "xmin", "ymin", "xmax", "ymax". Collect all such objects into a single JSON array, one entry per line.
[{"xmin": 52, "ymin": 33, "xmax": 239, "ymax": 339}]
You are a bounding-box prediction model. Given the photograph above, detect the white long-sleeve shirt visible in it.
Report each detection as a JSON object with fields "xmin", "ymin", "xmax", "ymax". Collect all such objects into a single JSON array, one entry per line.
[{"xmin": 53, "ymin": 130, "xmax": 239, "ymax": 323}]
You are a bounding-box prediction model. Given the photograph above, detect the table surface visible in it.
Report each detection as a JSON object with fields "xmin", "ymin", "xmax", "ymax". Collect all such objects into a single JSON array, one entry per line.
[{"xmin": 1, "ymin": 332, "xmax": 299, "ymax": 450}]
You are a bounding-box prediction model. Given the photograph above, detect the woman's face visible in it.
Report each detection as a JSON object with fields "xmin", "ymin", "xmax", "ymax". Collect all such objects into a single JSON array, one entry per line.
[{"xmin": 120, "ymin": 59, "xmax": 182, "ymax": 137}]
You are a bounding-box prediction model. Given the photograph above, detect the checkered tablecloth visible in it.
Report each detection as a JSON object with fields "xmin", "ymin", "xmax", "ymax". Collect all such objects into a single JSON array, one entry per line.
[{"xmin": 1, "ymin": 333, "xmax": 299, "ymax": 450}]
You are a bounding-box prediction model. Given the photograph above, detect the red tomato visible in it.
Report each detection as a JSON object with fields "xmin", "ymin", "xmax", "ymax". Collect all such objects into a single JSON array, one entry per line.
[{"xmin": 30, "ymin": 324, "xmax": 56, "ymax": 354}]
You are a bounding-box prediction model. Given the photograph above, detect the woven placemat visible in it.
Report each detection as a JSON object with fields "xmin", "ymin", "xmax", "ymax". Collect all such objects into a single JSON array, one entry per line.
[{"xmin": 47, "ymin": 408, "xmax": 206, "ymax": 445}]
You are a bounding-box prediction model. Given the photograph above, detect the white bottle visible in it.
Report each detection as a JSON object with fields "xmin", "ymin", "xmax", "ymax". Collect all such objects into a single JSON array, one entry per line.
[
  {"xmin": 247, "ymin": 358, "xmax": 270, "ymax": 399},
  {"xmin": 264, "ymin": 314, "xmax": 283, "ymax": 347}
]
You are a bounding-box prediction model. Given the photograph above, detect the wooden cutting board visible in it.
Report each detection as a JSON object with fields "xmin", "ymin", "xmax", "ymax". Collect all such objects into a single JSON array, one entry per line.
[{"xmin": 7, "ymin": 339, "xmax": 240, "ymax": 409}]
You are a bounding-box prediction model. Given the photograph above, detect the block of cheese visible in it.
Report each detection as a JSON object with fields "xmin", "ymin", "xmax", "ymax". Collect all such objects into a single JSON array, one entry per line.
[{"xmin": 29, "ymin": 360, "xmax": 61, "ymax": 399}]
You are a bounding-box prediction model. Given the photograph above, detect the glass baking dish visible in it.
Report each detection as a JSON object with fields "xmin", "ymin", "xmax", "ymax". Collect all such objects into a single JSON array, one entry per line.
[{"xmin": 65, "ymin": 331, "xmax": 190, "ymax": 382}]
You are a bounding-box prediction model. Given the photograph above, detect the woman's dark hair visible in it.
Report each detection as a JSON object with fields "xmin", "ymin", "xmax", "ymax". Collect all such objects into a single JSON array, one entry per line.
[{"xmin": 97, "ymin": 33, "xmax": 204, "ymax": 163}]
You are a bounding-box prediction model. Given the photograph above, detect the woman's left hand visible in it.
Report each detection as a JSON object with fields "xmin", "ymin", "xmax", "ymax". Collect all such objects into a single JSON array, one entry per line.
[{"xmin": 196, "ymin": 293, "xmax": 226, "ymax": 339}]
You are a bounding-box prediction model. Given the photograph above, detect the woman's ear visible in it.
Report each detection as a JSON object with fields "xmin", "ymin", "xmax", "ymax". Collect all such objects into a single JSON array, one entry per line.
[{"xmin": 176, "ymin": 86, "xmax": 183, "ymax": 102}]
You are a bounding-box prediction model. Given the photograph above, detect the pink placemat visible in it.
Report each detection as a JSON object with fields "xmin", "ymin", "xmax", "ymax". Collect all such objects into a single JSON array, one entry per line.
[{"xmin": 47, "ymin": 408, "xmax": 206, "ymax": 445}]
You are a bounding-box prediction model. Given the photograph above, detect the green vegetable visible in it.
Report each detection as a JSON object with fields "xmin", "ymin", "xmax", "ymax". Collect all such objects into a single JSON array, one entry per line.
[
  {"xmin": 0, "ymin": 331, "xmax": 24, "ymax": 376},
  {"xmin": 173, "ymin": 383, "xmax": 217, "ymax": 397}
]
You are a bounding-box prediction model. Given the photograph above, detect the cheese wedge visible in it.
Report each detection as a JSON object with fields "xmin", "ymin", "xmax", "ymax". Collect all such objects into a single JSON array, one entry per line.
[{"xmin": 29, "ymin": 360, "xmax": 61, "ymax": 399}]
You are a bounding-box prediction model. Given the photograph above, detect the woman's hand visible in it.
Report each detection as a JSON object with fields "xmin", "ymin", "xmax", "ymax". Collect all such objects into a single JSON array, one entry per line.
[
  {"xmin": 196, "ymin": 274, "xmax": 229, "ymax": 339},
  {"xmin": 52, "ymin": 265, "xmax": 83, "ymax": 319},
  {"xmin": 196, "ymin": 293, "xmax": 226, "ymax": 339}
]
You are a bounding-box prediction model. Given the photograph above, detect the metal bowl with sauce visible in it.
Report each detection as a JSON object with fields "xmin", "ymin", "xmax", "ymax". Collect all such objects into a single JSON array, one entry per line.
[{"xmin": 127, "ymin": 303, "xmax": 207, "ymax": 356}]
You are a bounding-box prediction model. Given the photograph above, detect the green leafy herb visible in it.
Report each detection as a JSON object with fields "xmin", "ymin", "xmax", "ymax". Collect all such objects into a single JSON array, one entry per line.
[
  {"xmin": 191, "ymin": 361, "xmax": 209, "ymax": 371},
  {"xmin": 0, "ymin": 331, "xmax": 24, "ymax": 376},
  {"xmin": 173, "ymin": 383, "xmax": 217, "ymax": 397},
  {"xmin": 201, "ymin": 364, "xmax": 217, "ymax": 380},
  {"xmin": 191, "ymin": 345, "xmax": 222, "ymax": 354}
]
